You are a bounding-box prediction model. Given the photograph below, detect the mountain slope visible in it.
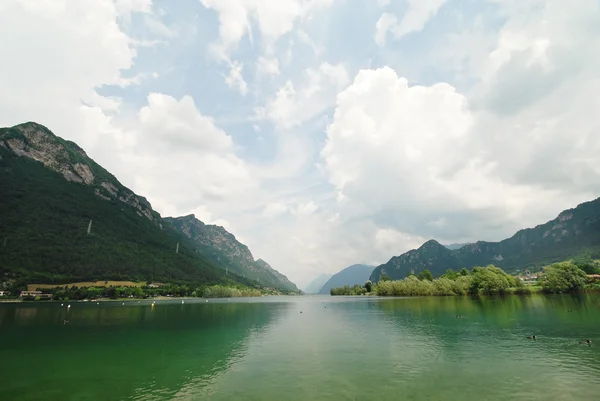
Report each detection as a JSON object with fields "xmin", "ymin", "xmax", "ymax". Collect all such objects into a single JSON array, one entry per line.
[
  {"xmin": 370, "ymin": 198, "xmax": 600, "ymax": 281},
  {"xmin": 444, "ymin": 243, "xmax": 471, "ymax": 250},
  {"xmin": 319, "ymin": 264, "xmax": 375, "ymax": 294},
  {"xmin": 370, "ymin": 240, "xmax": 462, "ymax": 282},
  {"xmin": 164, "ymin": 215, "xmax": 300, "ymax": 293},
  {"xmin": 0, "ymin": 122, "xmax": 295, "ymax": 292},
  {"xmin": 303, "ymin": 274, "xmax": 331, "ymax": 294}
]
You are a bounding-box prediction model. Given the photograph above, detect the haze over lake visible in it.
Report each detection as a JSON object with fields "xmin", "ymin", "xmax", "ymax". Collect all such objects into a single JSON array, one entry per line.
[{"xmin": 1, "ymin": 295, "xmax": 599, "ymax": 401}]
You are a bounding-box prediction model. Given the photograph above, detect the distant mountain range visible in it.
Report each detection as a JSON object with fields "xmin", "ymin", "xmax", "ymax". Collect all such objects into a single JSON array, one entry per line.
[
  {"xmin": 319, "ymin": 264, "xmax": 375, "ymax": 294},
  {"xmin": 303, "ymin": 274, "xmax": 331, "ymax": 294},
  {"xmin": 370, "ymin": 198, "xmax": 600, "ymax": 281},
  {"xmin": 0, "ymin": 122, "xmax": 299, "ymax": 293}
]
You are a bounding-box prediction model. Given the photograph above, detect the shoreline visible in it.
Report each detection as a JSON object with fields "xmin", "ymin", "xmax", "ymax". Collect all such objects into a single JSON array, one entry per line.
[{"xmin": 0, "ymin": 294, "xmax": 305, "ymax": 304}]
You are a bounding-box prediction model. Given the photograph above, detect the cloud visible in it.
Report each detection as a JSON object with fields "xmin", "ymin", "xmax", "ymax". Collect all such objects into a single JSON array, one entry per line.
[
  {"xmin": 128, "ymin": 93, "xmax": 255, "ymax": 213},
  {"xmin": 321, "ymin": 65, "xmax": 595, "ymax": 246},
  {"xmin": 374, "ymin": 13, "xmax": 398, "ymax": 47},
  {"xmin": 0, "ymin": 0, "xmax": 142, "ymax": 154},
  {"xmin": 374, "ymin": 0, "xmax": 447, "ymax": 46},
  {"xmin": 224, "ymin": 61, "xmax": 249, "ymax": 95},
  {"xmin": 199, "ymin": 0, "xmax": 335, "ymax": 59},
  {"xmin": 256, "ymin": 57, "xmax": 280, "ymax": 76},
  {"xmin": 115, "ymin": 0, "xmax": 152, "ymax": 15},
  {"xmin": 257, "ymin": 62, "xmax": 350, "ymax": 128}
]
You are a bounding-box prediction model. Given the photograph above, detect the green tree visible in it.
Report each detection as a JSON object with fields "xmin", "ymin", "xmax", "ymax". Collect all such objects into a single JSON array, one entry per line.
[
  {"xmin": 381, "ymin": 274, "xmax": 391, "ymax": 282},
  {"xmin": 364, "ymin": 280, "xmax": 372, "ymax": 293},
  {"xmin": 469, "ymin": 265, "xmax": 511, "ymax": 295},
  {"xmin": 572, "ymin": 255, "xmax": 600, "ymax": 274},
  {"xmin": 418, "ymin": 270, "xmax": 433, "ymax": 281},
  {"xmin": 441, "ymin": 268, "xmax": 459, "ymax": 280},
  {"xmin": 460, "ymin": 268, "xmax": 469, "ymax": 276},
  {"xmin": 540, "ymin": 262, "xmax": 588, "ymax": 293}
]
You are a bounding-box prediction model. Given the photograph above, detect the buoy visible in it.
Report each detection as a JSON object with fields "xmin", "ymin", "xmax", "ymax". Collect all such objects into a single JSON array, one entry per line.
[
  {"xmin": 61, "ymin": 303, "xmax": 64, "ymax": 306},
  {"xmin": 122, "ymin": 302, "xmax": 125, "ymax": 305},
  {"xmin": 67, "ymin": 305, "xmax": 71, "ymax": 308}
]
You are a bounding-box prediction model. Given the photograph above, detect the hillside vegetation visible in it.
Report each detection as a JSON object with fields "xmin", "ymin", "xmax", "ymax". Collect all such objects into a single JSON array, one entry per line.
[
  {"xmin": 0, "ymin": 122, "xmax": 299, "ymax": 294},
  {"xmin": 371, "ymin": 199, "xmax": 600, "ymax": 282}
]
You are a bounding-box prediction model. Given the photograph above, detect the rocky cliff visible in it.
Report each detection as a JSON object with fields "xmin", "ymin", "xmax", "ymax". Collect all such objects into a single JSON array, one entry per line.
[{"xmin": 1, "ymin": 122, "xmax": 161, "ymax": 226}]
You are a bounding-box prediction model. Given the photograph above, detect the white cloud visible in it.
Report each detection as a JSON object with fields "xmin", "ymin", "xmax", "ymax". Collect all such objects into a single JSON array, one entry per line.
[
  {"xmin": 322, "ymin": 65, "xmax": 594, "ymax": 245},
  {"xmin": 256, "ymin": 57, "xmax": 280, "ymax": 76},
  {"xmin": 109, "ymin": 94, "xmax": 257, "ymax": 235},
  {"xmin": 375, "ymin": 228, "xmax": 426, "ymax": 255},
  {"xmin": 262, "ymin": 202, "xmax": 288, "ymax": 218},
  {"xmin": 138, "ymin": 94, "xmax": 234, "ymax": 152},
  {"xmin": 199, "ymin": 0, "xmax": 335, "ymax": 59},
  {"xmin": 257, "ymin": 62, "xmax": 350, "ymax": 128},
  {"xmin": 293, "ymin": 201, "xmax": 318, "ymax": 216},
  {"xmin": 0, "ymin": 0, "xmax": 140, "ymax": 153},
  {"xmin": 374, "ymin": 13, "xmax": 398, "ymax": 47},
  {"xmin": 395, "ymin": 0, "xmax": 447, "ymax": 39},
  {"xmin": 115, "ymin": 0, "xmax": 152, "ymax": 16},
  {"xmin": 224, "ymin": 60, "xmax": 249, "ymax": 95},
  {"xmin": 374, "ymin": 0, "xmax": 447, "ymax": 45},
  {"xmin": 297, "ymin": 29, "xmax": 325, "ymax": 56}
]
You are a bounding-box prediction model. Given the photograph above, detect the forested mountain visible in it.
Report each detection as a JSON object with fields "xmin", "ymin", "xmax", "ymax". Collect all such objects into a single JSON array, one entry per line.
[
  {"xmin": 370, "ymin": 198, "xmax": 600, "ymax": 281},
  {"xmin": 164, "ymin": 215, "xmax": 299, "ymax": 292},
  {"xmin": 319, "ymin": 264, "xmax": 375, "ymax": 294},
  {"xmin": 0, "ymin": 122, "xmax": 299, "ymax": 293}
]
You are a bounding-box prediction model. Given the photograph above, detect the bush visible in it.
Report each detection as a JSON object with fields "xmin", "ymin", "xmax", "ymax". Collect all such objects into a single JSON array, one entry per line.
[
  {"xmin": 469, "ymin": 265, "xmax": 513, "ymax": 295},
  {"xmin": 540, "ymin": 262, "xmax": 587, "ymax": 293},
  {"xmin": 202, "ymin": 285, "xmax": 261, "ymax": 298}
]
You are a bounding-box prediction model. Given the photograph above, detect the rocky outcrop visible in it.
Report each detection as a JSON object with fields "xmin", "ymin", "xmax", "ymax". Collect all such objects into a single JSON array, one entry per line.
[{"xmin": 0, "ymin": 122, "xmax": 161, "ymax": 226}]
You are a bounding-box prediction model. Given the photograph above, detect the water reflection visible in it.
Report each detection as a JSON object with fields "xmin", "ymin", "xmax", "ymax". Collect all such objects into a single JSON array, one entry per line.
[
  {"xmin": 0, "ymin": 300, "xmax": 288, "ymax": 401},
  {"xmin": 0, "ymin": 295, "xmax": 599, "ymax": 401}
]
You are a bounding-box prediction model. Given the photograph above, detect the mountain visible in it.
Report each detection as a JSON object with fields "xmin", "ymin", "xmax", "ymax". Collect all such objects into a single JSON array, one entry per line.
[
  {"xmin": 319, "ymin": 264, "xmax": 375, "ymax": 294},
  {"xmin": 303, "ymin": 274, "xmax": 331, "ymax": 294},
  {"xmin": 370, "ymin": 240, "xmax": 462, "ymax": 282},
  {"xmin": 164, "ymin": 215, "xmax": 299, "ymax": 293},
  {"xmin": 371, "ymin": 198, "xmax": 600, "ymax": 281},
  {"xmin": 444, "ymin": 243, "xmax": 471, "ymax": 250},
  {"xmin": 0, "ymin": 122, "xmax": 298, "ymax": 292}
]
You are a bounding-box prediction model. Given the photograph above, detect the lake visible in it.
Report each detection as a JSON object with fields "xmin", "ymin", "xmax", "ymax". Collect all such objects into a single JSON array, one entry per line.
[{"xmin": 1, "ymin": 294, "xmax": 599, "ymax": 400}]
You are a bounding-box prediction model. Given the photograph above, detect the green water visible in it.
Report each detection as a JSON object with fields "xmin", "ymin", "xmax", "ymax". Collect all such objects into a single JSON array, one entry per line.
[{"xmin": 1, "ymin": 295, "xmax": 599, "ymax": 401}]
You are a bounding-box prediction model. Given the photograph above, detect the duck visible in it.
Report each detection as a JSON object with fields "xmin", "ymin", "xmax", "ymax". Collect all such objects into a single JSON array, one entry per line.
[
  {"xmin": 579, "ymin": 339, "xmax": 592, "ymax": 345},
  {"xmin": 526, "ymin": 335, "xmax": 536, "ymax": 340}
]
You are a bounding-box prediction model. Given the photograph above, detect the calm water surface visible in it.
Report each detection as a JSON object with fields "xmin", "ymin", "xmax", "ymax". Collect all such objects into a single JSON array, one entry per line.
[{"xmin": 1, "ymin": 294, "xmax": 599, "ymax": 400}]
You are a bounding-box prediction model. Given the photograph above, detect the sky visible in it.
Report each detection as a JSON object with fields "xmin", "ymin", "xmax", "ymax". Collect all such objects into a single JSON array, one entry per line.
[{"xmin": 1, "ymin": 0, "xmax": 600, "ymax": 289}]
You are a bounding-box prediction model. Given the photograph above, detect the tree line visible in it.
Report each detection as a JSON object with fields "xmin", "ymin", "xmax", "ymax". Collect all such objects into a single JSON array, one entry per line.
[
  {"xmin": 330, "ymin": 261, "xmax": 600, "ymax": 297},
  {"xmin": 19, "ymin": 283, "xmax": 271, "ymax": 301}
]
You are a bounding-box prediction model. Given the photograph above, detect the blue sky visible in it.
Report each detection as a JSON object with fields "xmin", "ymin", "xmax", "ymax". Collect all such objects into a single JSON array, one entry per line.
[{"xmin": 2, "ymin": 0, "xmax": 600, "ymax": 289}]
